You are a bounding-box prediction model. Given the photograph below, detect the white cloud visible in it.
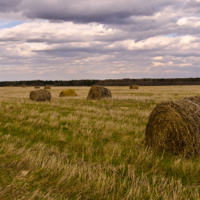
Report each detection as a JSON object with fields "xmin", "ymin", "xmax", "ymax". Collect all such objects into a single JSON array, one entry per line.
[
  {"xmin": 153, "ymin": 57, "xmax": 163, "ymax": 60},
  {"xmin": 177, "ymin": 17, "xmax": 200, "ymax": 27},
  {"xmin": 0, "ymin": 0, "xmax": 200, "ymax": 80},
  {"xmin": 179, "ymin": 35, "xmax": 196, "ymax": 44}
]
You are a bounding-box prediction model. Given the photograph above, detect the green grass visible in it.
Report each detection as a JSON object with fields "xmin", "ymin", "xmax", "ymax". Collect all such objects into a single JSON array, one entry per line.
[{"xmin": 0, "ymin": 86, "xmax": 200, "ymax": 199}]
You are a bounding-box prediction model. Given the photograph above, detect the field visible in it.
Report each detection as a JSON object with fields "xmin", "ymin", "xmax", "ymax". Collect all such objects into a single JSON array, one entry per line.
[{"xmin": 1, "ymin": 86, "xmax": 200, "ymax": 199}]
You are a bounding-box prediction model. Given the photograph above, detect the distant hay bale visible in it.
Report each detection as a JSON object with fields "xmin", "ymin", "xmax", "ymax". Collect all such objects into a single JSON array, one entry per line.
[
  {"xmin": 35, "ymin": 86, "xmax": 40, "ymax": 89},
  {"xmin": 44, "ymin": 85, "xmax": 51, "ymax": 89},
  {"xmin": 22, "ymin": 85, "xmax": 26, "ymax": 88},
  {"xmin": 30, "ymin": 89, "xmax": 51, "ymax": 101},
  {"xmin": 87, "ymin": 85, "xmax": 112, "ymax": 100},
  {"xmin": 9, "ymin": 85, "xmax": 13, "ymax": 87},
  {"xmin": 145, "ymin": 96, "xmax": 200, "ymax": 156},
  {"xmin": 59, "ymin": 89, "xmax": 77, "ymax": 97},
  {"xmin": 130, "ymin": 85, "xmax": 139, "ymax": 89}
]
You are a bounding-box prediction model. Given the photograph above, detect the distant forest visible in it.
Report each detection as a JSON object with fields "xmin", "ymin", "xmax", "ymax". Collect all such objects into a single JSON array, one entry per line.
[{"xmin": 2, "ymin": 78, "xmax": 200, "ymax": 87}]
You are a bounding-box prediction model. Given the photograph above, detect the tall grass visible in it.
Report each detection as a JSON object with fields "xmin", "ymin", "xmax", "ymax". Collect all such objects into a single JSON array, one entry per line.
[{"xmin": 0, "ymin": 86, "xmax": 200, "ymax": 199}]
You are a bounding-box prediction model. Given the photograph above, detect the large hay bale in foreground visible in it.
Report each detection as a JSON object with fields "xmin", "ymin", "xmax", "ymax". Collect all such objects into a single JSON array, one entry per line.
[
  {"xmin": 59, "ymin": 89, "xmax": 77, "ymax": 97},
  {"xmin": 87, "ymin": 85, "xmax": 112, "ymax": 100},
  {"xmin": 35, "ymin": 86, "xmax": 40, "ymax": 89},
  {"xmin": 130, "ymin": 85, "xmax": 139, "ymax": 89},
  {"xmin": 145, "ymin": 96, "xmax": 200, "ymax": 156},
  {"xmin": 44, "ymin": 85, "xmax": 51, "ymax": 89},
  {"xmin": 22, "ymin": 85, "xmax": 26, "ymax": 88},
  {"xmin": 30, "ymin": 89, "xmax": 51, "ymax": 101}
]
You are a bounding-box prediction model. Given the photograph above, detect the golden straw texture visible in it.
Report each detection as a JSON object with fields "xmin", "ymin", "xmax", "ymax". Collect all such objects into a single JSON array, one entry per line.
[
  {"xmin": 145, "ymin": 96, "xmax": 200, "ymax": 156},
  {"xmin": 130, "ymin": 85, "xmax": 139, "ymax": 89},
  {"xmin": 87, "ymin": 85, "xmax": 112, "ymax": 100},
  {"xmin": 59, "ymin": 89, "xmax": 77, "ymax": 97},
  {"xmin": 30, "ymin": 89, "xmax": 51, "ymax": 101},
  {"xmin": 44, "ymin": 85, "xmax": 51, "ymax": 89}
]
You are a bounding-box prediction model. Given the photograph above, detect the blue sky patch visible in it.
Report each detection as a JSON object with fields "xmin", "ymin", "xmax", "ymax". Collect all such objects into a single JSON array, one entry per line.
[
  {"xmin": 165, "ymin": 33, "xmax": 177, "ymax": 38},
  {"xmin": 0, "ymin": 20, "xmax": 25, "ymax": 29}
]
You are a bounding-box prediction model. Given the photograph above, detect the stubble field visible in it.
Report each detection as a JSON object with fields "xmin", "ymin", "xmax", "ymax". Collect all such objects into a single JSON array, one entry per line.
[{"xmin": 0, "ymin": 86, "xmax": 200, "ymax": 199}]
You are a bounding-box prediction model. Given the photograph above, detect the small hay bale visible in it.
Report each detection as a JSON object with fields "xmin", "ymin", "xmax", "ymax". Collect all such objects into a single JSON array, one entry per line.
[
  {"xmin": 9, "ymin": 85, "xmax": 13, "ymax": 87},
  {"xmin": 44, "ymin": 85, "xmax": 51, "ymax": 89},
  {"xmin": 87, "ymin": 85, "xmax": 112, "ymax": 100},
  {"xmin": 145, "ymin": 96, "xmax": 200, "ymax": 156},
  {"xmin": 22, "ymin": 85, "xmax": 26, "ymax": 88},
  {"xmin": 130, "ymin": 85, "xmax": 139, "ymax": 89},
  {"xmin": 30, "ymin": 89, "xmax": 51, "ymax": 101},
  {"xmin": 59, "ymin": 89, "xmax": 77, "ymax": 97},
  {"xmin": 35, "ymin": 86, "xmax": 40, "ymax": 89}
]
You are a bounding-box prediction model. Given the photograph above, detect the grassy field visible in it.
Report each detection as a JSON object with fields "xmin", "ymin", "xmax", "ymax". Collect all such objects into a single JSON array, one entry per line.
[{"xmin": 0, "ymin": 86, "xmax": 200, "ymax": 199}]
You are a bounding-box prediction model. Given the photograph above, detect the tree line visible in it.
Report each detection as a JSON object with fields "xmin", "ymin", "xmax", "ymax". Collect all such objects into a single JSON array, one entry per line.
[{"xmin": 1, "ymin": 78, "xmax": 200, "ymax": 87}]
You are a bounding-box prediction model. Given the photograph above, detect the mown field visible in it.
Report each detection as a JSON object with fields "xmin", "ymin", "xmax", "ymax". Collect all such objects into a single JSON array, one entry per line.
[{"xmin": 0, "ymin": 86, "xmax": 200, "ymax": 199}]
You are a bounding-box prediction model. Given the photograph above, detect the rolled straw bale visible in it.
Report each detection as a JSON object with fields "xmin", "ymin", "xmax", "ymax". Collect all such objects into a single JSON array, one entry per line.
[
  {"xmin": 30, "ymin": 89, "xmax": 51, "ymax": 101},
  {"xmin": 87, "ymin": 85, "xmax": 112, "ymax": 100},
  {"xmin": 9, "ymin": 85, "xmax": 13, "ymax": 87},
  {"xmin": 130, "ymin": 85, "xmax": 139, "ymax": 89},
  {"xmin": 22, "ymin": 85, "xmax": 26, "ymax": 88},
  {"xmin": 145, "ymin": 96, "xmax": 200, "ymax": 156},
  {"xmin": 44, "ymin": 85, "xmax": 51, "ymax": 89},
  {"xmin": 59, "ymin": 89, "xmax": 77, "ymax": 97},
  {"xmin": 35, "ymin": 86, "xmax": 40, "ymax": 89}
]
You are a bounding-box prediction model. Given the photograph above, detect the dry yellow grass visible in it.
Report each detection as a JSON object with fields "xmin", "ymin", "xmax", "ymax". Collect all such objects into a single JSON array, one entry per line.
[
  {"xmin": 0, "ymin": 85, "xmax": 199, "ymax": 101},
  {"xmin": 0, "ymin": 85, "xmax": 200, "ymax": 199}
]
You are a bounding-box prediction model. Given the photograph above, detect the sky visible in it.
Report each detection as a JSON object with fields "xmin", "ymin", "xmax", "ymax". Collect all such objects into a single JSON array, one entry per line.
[{"xmin": 0, "ymin": 0, "xmax": 200, "ymax": 81}]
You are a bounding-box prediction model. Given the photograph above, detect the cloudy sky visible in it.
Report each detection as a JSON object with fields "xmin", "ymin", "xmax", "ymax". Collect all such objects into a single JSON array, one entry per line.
[{"xmin": 0, "ymin": 0, "xmax": 200, "ymax": 81}]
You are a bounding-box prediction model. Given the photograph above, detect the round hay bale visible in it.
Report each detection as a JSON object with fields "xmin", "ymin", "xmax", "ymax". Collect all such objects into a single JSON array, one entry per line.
[
  {"xmin": 44, "ymin": 85, "xmax": 51, "ymax": 89},
  {"xmin": 130, "ymin": 85, "xmax": 139, "ymax": 89},
  {"xmin": 59, "ymin": 89, "xmax": 77, "ymax": 97},
  {"xmin": 87, "ymin": 85, "xmax": 112, "ymax": 100},
  {"xmin": 22, "ymin": 85, "xmax": 26, "ymax": 88},
  {"xmin": 9, "ymin": 85, "xmax": 13, "ymax": 87},
  {"xmin": 30, "ymin": 89, "xmax": 51, "ymax": 101},
  {"xmin": 145, "ymin": 96, "xmax": 200, "ymax": 156},
  {"xmin": 35, "ymin": 86, "xmax": 40, "ymax": 89}
]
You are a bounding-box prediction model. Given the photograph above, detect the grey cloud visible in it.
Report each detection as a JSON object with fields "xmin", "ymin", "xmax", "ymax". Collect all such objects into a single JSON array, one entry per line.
[
  {"xmin": 183, "ymin": 0, "xmax": 200, "ymax": 14},
  {"xmin": 23, "ymin": 0, "xmax": 184, "ymax": 23},
  {"xmin": 0, "ymin": 37, "xmax": 19, "ymax": 42},
  {"xmin": 186, "ymin": 0, "xmax": 200, "ymax": 8},
  {"xmin": 0, "ymin": 0, "xmax": 195, "ymax": 42},
  {"xmin": 0, "ymin": 0, "xmax": 22, "ymax": 12},
  {"xmin": 0, "ymin": 0, "xmax": 185, "ymax": 23},
  {"xmin": 1, "ymin": 0, "xmax": 200, "ymax": 80},
  {"xmin": 26, "ymin": 37, "xmax": 85, "ymax": 44}
]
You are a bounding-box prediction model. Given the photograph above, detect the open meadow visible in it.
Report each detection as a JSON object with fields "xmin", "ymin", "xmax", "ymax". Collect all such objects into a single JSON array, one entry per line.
[{"xmin": 1, "ymin": 85, "xmax": 200, "ymax": 199}]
